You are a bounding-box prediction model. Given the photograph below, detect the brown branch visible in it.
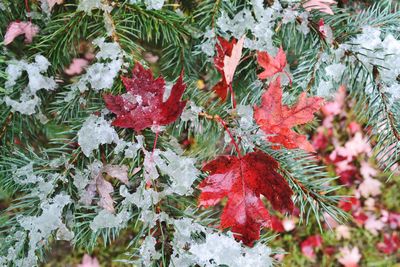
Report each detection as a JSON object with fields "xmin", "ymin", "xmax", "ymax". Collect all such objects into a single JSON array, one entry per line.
[{"xmin": 0, "ymin": 112, "xmax": 13, "ymax": 143}]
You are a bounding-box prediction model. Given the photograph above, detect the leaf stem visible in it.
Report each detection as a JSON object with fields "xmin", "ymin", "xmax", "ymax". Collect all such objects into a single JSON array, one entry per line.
[
  {"xmin": 198, "ymin": 112, "xmax": 241, "ymax": 158},
  {"xmin": 152, "ymin": 130, "xmax": 159, "ymax": 155},
  {"xmin": 24, "ymin": 0, "xmax": 31, "ymax": 22},
  {"xmin": 229, "ymin": 83, "xmax": 237, "ymax": 109}
]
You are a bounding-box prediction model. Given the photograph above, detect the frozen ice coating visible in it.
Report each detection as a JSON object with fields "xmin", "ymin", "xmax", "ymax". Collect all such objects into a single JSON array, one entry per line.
[
  {"xmin": 77, "ymin": 115, "xmax": 119, "ymax": 157},
  {"xmin": 170, "ymin": 218, "xmax": 273, "ymax": 267},
  {"xmin": 157, "ymin": 149, "xmax": 200, "ymax": 195},
  {"xmin": 145, "ymin": 0, "xmax": 165, "ymax": 10},
  {"xmin": 3, "ymin": 55, "xmax": 56, "ymax": 115},
  {"xmin": 325, "ymin": 63, "xmax": 346, "ymax": 82},
  {"xmin": 13, "ymin": 163, "xmax": 43, "ymax": 185},
  {"xmin": 216, "ymin": 0, "xmax": 282, "ymax": 52},
  {"xmin": 138, "ymin": 236, "xmax": 161, "ymax": 265},
  {"xmin": 15, "ymin": 194, "xmax": 71, "ymax": 266},
  {"xmin": 120, "ymin": 183, "xmax": 160, "ymax": 210},
  {"xmin": 1, "ymin": 0, "xmax": 400, "ymax": 265},
  {"xmin": 93, "ymin": 38, "xmax": 122, "ymax": 60},
  {"xmin": 77, "ymin": 0, "xmax": 112, "ymax": 14},
  {"xmin": 71, "ymin": 38, "xmax": 123, "ymax": 93},
  {"xmin": 90, "ymin": 209, "xmax": 130, "ymax": 231},
  {"xmin": 237, "ymin": 104, "xmax": 254, "ymax": 130}
]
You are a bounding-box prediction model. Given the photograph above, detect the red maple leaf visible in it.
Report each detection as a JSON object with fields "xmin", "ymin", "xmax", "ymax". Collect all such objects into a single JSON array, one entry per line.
[
  {"xmin": 212, "ymin": 36, "xmax": 244, "ymax": 102},
  {"xmin": 254, "ymin": 78, "xmax": 324, "ymax": 152},
  {"xmin": 198, "ymin": 150, "xmax": 294, "ymax": 246},
  {"xmin": 377, "ymin": 233, "xmax": 400, "ymax": 255},
  {"xmin": 257, "ymin": 47, "xmax": 288, "ymax": 80},
  {"xmin": 301, "ymin": 235, "xmax": 323, "ymax": 260},
  {"xmin": 103, "ymin": 63, "xmax": 187, "ymax": 131}
]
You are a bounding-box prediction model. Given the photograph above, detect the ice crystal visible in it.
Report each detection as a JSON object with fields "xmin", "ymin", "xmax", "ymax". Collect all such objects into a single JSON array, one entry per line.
[
  {"xmin": 216, "ymin": 0, "xmax": 282, "ymax": 52},
  {"xmin": 145, "ymin": 0, "xmax": 164, "ymax": 10},
  {"xmin": 70, "ymin": 38, "xmax": 123, "ymax": 95},
  {"xmin": 170, "ymin": 218, "xmax": 273, "ymax": 267},
  {"xmin": 90, "ymin": 209, "xmax": 130, "ymax": 231},
  {"xmin": 181, "ymin": 101, "xmax": 203, "ymax": 131},
  {"xmin": 3, "ymin": 55, "xmax": 57, "ymax": 114},
  {"xmin": 77, "ymin": 115, "xmax": 119, "ymax": 157},
  {"xmin": 17, "ymin": 193, "xmax": 71, "ymax": 266},
  {"xmin": 157, "ymin": 149, "xmax": 200, "ymax": 195},
  {"xmin": 236, "ymin": 104, "xmax": 254, "ymax": 130},
  {"xmin": 325, "ymin": 63, "xmax": 346, "ymax": 82},
  {"xmin": 138, "ymin": 236, "xmax": 161, "ymax": 265},
  {"xmin": 346, "ymin": 27, "xmax": 400, "ymax": 103},
  {"xmin": 77, "ymin": 0, "xmax": 112, "ymax": 14}
]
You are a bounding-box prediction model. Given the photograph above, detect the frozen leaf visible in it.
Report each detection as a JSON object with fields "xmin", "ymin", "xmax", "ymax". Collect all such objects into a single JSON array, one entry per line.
[
  {"xmin": 303, "ymin": 0, "xmax": 337, "ymax": 15},
  {"xmin": 257, "ymin": 47, "xmax": 287, "ymax": 80},
  {"xmin": 104, "ymin": 63, "xmax": 187, "ymax": 131},
  {"xmin": 103, "ymin": 164, "xmax": 129, "ymax": 185},
  {"xmin": 4, "ymin": 21, "xmax": 39, "ymax": 45},
  {"xmin": 96, "ymin": 174, "xmax": 115, "ymax": 212},
  {"xmin": 254, "ymin": 78, "xmax": 324, "ymax": 152},
  {"xmin": 90, "ymin": 162, "xmax": 129, "ymax": 212},
  {"xmin": 198, "ymin": 150, "xmax": 294, "ymax": 246}
]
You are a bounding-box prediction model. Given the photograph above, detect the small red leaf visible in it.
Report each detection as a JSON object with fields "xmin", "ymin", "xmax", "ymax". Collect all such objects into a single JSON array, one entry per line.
[
  {"xmin": 198, "ymin": 150, "xmax": 294, "ymax": 246},
  {"xmin": 257, "ymin": 47, "xmax": 287, "ymax": 80},
  {"xmin": 254, "ymin": 78, "xmax": 324, "ymax": 152},
  {"xmin": 301, "ymin": 235, "xmax": 323, "ymax": 260},
  {"xmin": 377, "ymin": 233, "xmax": 400, "ymax": 255},
  {"xmin": 104, "ymin": 63, "xmax": 187, "ymax": 131},
  {"xmin": 212, "ymin": 36, "xmax": 244, "ymax": 102}
]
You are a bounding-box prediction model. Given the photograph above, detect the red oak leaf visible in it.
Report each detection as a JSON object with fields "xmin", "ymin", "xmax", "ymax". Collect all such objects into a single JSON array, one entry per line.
[
  {"xmin": 303, "ymin": 0, "xmax": 337, "ymax": 15},
  {"xmin": 254, "ymin": 78, "xmax": 324, "ymax": 152},
  {"xmin": 212, "ymin": 36, "xmax": 244, "ymax": 102},
  {"xmin": 104, "ymin": 63, "xmax": 187, "ymax": 131},
  {"xmin": 198, "ymin": 150, "xmax": 294, "ymax": 246},
  {"xmin": 257, "ymin": 47, "xmax": 287, "ymax": 80}
]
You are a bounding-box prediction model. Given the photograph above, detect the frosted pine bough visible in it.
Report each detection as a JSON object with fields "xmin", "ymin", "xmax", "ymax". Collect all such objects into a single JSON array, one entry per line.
[{"xmin": 0, "ymin": 0, "xmax": 399, "ymax": 266}]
